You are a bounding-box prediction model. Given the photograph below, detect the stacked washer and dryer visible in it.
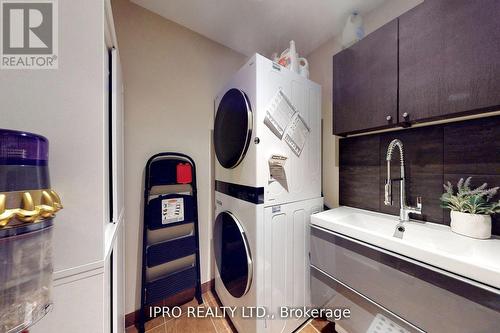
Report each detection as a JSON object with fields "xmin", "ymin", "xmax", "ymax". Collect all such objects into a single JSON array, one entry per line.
[{"xmin": 213, "ymin": 54, "xmax": 323, "ymax": 333}]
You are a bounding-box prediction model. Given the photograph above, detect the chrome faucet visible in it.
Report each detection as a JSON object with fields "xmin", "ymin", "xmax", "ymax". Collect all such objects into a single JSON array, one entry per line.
[{"xmin": 384, "ymin": 139, "xmax": 422, "ymax": 222}]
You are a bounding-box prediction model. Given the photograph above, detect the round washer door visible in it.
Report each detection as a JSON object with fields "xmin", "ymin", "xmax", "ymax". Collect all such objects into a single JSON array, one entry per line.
[
  {"xmin": 214, "ymin": 89, "xmax": 252, "ymax": 169},
  {"xmin": 213, "ymin": 211, "xmax": 252, "ymax": 298}
]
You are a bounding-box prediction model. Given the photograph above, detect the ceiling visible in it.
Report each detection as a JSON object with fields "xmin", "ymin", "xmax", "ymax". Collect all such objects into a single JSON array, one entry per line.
[{"xmin": 130, "ymin": 0, "xmax": 387, "ymax": 57}]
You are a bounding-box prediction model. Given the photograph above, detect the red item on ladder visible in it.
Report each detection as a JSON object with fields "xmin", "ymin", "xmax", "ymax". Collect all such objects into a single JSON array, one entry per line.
[{"xmin": 176, "ymin": 163, "xmax": 192, "ymax": 184}]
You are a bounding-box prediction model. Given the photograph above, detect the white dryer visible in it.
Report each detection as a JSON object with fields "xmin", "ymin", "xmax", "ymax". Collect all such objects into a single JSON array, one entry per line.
[
  {"xmin": 213, "ymin": 54, "xmax": 321, "ymax": 206},
  {"xmin": 213, "ymin": 191, "xmax": 323, "ymax": 333}
]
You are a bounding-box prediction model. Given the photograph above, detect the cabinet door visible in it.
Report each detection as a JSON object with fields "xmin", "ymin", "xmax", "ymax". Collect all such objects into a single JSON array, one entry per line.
[
  {"xmin": 399, "ymin": 0, "xmax": 500, "ymax": 123},
  {"xmin": 333, "ymin": 20, "xmax": 398, "ymax": 135}
]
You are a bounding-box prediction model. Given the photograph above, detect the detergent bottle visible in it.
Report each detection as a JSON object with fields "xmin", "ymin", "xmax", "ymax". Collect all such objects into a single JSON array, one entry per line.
[{"xmin": 278, "ymin": 40, "xmax": 300, "ymax": 74}]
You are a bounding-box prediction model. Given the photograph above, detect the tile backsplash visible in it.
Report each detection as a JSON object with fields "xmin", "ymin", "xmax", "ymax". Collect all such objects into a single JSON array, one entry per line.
[{"xmin": 339, "ymin": 115, "xmax": 500, "ymax": 235}]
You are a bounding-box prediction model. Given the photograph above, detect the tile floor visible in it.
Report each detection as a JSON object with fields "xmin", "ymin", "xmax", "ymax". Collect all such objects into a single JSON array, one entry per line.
[{"xmin": 125, "ymin": 291, "xmax": 337, "ymax": 333}]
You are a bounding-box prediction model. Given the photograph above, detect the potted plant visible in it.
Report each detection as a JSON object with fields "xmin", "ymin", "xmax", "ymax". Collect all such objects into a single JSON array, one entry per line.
[{"xmin": 440, "ymin": 177, "xmax": 500, "ymax": 239}]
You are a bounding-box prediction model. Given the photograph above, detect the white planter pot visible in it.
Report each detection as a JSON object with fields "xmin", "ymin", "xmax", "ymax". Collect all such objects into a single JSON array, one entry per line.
[{"xmin": 450, "ymin": 211, "xmax": 492, "ymax": 239}]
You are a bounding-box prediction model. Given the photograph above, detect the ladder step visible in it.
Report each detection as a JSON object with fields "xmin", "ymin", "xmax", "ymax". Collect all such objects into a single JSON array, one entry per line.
[
  {"xmin": 146, "ymin": 234, "xmax": 197, "ymax": 267},
  {"xmin": 145, "ymin": 266, "xmax": 197, "ymax": 305},
  {"xmin": 146, "ymin": 194, "xmax": 196, "ymax": 230}
]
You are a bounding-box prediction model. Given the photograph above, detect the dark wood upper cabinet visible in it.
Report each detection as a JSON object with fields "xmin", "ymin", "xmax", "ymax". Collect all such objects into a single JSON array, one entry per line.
[
  {"xmin": 333, "ymin": 20, "xmax": 398, "ymax": 135},
  {"xmin": 398, "ymin": 0, "xmax": 500, "ymax": 123}
]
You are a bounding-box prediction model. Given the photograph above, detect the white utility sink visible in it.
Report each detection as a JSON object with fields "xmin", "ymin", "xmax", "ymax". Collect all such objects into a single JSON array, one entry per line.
[{"xmin": 311, "ymin": 206, "xmax": 500, "ymax": 290}]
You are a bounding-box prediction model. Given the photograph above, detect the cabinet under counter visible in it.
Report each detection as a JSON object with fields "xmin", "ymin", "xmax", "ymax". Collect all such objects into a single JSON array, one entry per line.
[{"xmin": 310, "ymin": 208, "xmax": 500, "ymax": 333}]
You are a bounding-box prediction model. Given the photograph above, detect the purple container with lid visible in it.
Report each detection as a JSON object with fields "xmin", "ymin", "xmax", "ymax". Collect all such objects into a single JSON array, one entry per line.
[
  {"xmin": 0, "ymin": 129, "xmax": 50, "ymax": 192},
  {"xmin": 0, "ymin": 129, "xmax": 55, "ymax": 332}
]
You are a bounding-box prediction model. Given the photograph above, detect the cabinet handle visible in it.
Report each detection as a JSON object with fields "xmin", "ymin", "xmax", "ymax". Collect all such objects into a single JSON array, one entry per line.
[
  {"xmin": 403, "ymin": 112, "xmax": 409, "ymax": 119},
  {"xmin": 386, "ymin": 115, "xmax": 392, "ymax": 121}
]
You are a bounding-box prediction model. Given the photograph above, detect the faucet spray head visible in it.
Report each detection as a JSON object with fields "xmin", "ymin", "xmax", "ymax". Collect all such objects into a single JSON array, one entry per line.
[{"xmin": 384, "ymin": 178, "xmax": 392, "ymax": 206}]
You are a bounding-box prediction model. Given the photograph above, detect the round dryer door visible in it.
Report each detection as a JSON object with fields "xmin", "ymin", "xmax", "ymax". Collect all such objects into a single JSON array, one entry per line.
[
  {"xmin": 214, "ymin": 89, "xmax": 252, "ymax": 169},
  {"xmin": 213, "ymin": 211, "xmax": 252, "ymax": 298}
]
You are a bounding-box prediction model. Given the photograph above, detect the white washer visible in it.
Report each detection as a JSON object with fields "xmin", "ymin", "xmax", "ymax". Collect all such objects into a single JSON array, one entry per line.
[
  {"xmin": 214, "ymin": 191, "xmax": 323, "ymax": 333},
  {"xmin": 213, "ymin": 54, "xmax": 321, "ymax": 206}
]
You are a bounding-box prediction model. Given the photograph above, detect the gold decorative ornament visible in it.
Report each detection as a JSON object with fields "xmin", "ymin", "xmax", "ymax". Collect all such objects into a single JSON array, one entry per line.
[{"xmin": 0, "ymin": 189, "xmax": 63, "ymax": 227}]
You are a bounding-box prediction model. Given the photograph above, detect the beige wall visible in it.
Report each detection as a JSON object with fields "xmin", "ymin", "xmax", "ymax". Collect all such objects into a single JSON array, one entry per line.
[
  {"xmin": 112, "ymin": 0, "xmax": 245, "ymax": 313},
  {"xmin": 308, "ymin": 0, "xmax": 423, "ymax": 208}
]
